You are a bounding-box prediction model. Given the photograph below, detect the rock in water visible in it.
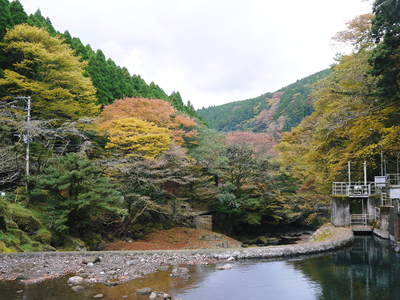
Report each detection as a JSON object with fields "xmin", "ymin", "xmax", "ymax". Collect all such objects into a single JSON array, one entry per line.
[
  {"xmin": 68, "ymin": 276, "xmax": 84, "ymax": 285},
  {"xmin": 149, "ymin": 292, "xmax": 172, "ymax": 300},
  {"xmin": 71, "ymin": 285, "xmax": 85, "ymax": 292},
  {"xmin": 93, "ymin": 294, "xmax": 104, "ymax": 299},
  {"xmin": 216, "ymin": 263, "xmax": 233, "ymax": 270},
  {"xmin": 136, "ymin": 287, "xmax": 152, "ymax": 295},
  {"xmin": 149, "ymin": 292, "xmax": 157, "ymax": 300},
  {"xmin": 171, "ymin": 267, "xmax": 190, "ymax": 278}
]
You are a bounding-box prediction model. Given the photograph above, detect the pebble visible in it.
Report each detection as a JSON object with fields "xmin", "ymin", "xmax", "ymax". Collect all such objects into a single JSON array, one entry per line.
[
  {"xmin": 68, "ymin": 276, "xmax": 84, "ymax": 285},
  {"xmin": 136, "ymin": 287, "xmax": 152, "ymax": 295},
  {"xmin": 93, "ymin": 257, "xmax": 101, "ymax": 264},
  {"xmin": 93, "ymin": 294, "xmax": 104, "ymax": 298}
]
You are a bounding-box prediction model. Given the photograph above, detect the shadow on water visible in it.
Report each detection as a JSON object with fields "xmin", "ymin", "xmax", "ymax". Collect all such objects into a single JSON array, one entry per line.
[{"xmin": 1, "ymin": 236, "xmax": 400, "ymax": 300}]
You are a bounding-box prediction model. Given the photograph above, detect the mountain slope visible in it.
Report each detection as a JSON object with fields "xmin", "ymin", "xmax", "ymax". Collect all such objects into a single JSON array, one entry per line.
[{"xmin": 198, "ymin": 69, "xmax": 331, "ymax": 134}]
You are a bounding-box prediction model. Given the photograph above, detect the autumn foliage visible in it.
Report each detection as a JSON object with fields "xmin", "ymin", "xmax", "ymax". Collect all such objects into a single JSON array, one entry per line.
[
  {"xmin": 225, "ymin": 131, "xmax": 276, "ymax": 156},
  {"xmin": 98, "ymin": 98, "xmax": 197, "ymax": 144},
  {"xmin": 99, "ymin": 117, "xmax": 171, "ymax": 159}
]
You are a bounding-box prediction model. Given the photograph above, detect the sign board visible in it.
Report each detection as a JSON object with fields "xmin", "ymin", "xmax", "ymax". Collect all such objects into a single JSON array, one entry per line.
[
  {"xmin": 375, "ymin": 176, "xmax": 386, "ymax": 188},
  {"xmin": 390, "ymin": 187, "xmax": 400, "ymax": 199}
]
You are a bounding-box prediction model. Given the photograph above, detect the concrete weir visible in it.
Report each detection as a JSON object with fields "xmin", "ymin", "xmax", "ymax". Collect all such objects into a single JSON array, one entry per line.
[
  {"xmin": 331, "ymin": 172, "xmax": 400, "ymax": 245},
  {"xmin": 351, "ymin": 226, "xmax": 373, "ymax": 234}
]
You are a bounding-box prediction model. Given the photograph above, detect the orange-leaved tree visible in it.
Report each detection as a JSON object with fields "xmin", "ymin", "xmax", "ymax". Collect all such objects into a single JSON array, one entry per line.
[{"xmin": 98, "ymin": 98, "xmax": 197, "ymax": 145}]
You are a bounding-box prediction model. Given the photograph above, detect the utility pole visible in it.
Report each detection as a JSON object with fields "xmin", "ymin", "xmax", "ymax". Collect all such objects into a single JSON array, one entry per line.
[
  {"xmin": 15, "ymin": 96, "xmax": 31, "ymax": 177},
  {"xmin": 26, "ymin": 96, "xmax": 31, "ymax": 177}
]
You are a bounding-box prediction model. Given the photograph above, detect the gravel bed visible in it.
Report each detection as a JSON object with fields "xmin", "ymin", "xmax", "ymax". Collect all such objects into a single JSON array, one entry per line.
[{"xmin": 0, "ymin": 226, "xmax": 353, "ymax": 285}]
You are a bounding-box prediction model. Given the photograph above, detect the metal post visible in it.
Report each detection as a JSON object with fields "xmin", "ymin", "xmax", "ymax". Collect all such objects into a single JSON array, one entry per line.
[
  {"xmin": 384, "ymin": 159, "xmax": 387, "ymax": 177},
  {"xmin": 364, "ymin": 161, "xmax": 367, "ymax": 186},
  {"xmin": 397, "ymin": 153, "xmax": 400, "ymax": 184},
  {"xmin": 348, "ymin": 161, "xmax": 351, "ymax": 184}
]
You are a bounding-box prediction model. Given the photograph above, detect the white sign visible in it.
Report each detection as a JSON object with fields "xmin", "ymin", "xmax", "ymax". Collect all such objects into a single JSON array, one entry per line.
[{"xmin": 390, "ymin": 188, "xmax": 400, "ymax": 199}]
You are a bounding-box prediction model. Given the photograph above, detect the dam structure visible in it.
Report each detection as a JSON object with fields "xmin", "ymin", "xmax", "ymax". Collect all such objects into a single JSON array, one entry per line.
[{"xmin": 331, "ymin": 161, "xmax": 400, "ymax": 242}]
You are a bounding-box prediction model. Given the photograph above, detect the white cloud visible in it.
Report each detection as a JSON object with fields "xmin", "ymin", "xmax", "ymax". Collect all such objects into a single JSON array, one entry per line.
[{"xmin": 20, "ymin": 0, "xmax": 372, "ymax": 108}]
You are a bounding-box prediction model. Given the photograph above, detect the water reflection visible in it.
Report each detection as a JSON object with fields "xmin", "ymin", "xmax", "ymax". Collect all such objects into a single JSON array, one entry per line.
[
  {"xmin": 1, "ymin": 236, "xmax": 400, "ymax": 300},
  {"xmin": 291, "ymin": 236, "xmax": 400, "ymax": 300}
]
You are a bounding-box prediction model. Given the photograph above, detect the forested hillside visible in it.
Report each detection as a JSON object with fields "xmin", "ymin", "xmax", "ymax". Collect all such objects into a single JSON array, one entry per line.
[
  {"xmin": 0, "ymin": 0, "xmax": 322, "ymax": 253},
  {"xmin": 277, "ymin": 7, "xmax": 400, "ymax": 196},
  {"xmin": 0, "ymin": 0, "xmax": 198, "ymax": 118},
  {"xmin": 1, "ymin": 0, "xmax": 398, "ymax": 254},
  {"xmin": 197, "ymin": 69, "xmax": 330, "ymax": 133}
]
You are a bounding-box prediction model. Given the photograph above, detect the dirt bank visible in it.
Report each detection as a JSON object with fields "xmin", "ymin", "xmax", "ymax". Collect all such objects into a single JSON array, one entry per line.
[{"xmin": 105, "ymin": 227, "xmax": 242, "ymax": 251}]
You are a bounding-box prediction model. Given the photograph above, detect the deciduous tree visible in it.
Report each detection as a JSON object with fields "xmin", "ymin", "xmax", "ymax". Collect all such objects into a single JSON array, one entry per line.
[
  {"xmin": 0, "ymin": 24, "xmax": 99, "ymax": 122},
  {"xmin": 99, "ymin": 117, "xmax": 171, "ymax": 159}
]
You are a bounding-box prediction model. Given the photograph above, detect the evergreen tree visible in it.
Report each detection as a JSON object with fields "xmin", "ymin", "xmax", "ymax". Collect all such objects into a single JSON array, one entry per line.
[
  {"xmin": 31, "ymin": 153, "xmax": 126, "ymax": 236},
  {"xmin": 370, "ymin": 0, "xmax": 400, "ymax": 102},
  {"xmin": 27, "ymin": 9, "xmax": 56, "ymax": 35},
  {"xmin": 86, "ymin": 50, "xmax": 114, "ymax": 104},
  {"xmin": 0, "ymin": 0, "xmax": 11, "ymax": 39},
  {"xmin": 9, "ymin": 0, "xmax": 27, "ymax": 26}
]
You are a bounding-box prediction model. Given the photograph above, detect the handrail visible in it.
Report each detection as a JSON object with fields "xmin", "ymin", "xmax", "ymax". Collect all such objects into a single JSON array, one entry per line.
[
  {"xmin": 332, "ymin": 182, "xmax": 375, "ymax": 197},
  {"xmin": 387, "ymin": 174, "xmax": 400, "ymax": 186},
  {"xmin": 350, "ymin": 214, "xmax": 373, "ymax": 225}
]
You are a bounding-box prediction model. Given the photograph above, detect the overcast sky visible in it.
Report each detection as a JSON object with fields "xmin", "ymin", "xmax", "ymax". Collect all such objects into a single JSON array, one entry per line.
[{"xmin": 20, "ymin": 0, "xmax": 372, "ymax": 108}]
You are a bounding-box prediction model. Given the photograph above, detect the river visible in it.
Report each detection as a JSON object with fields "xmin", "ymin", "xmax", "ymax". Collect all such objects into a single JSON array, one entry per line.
[{"xmin": 1, "ymin": 235, "xmax": 399, "ymax": 300}]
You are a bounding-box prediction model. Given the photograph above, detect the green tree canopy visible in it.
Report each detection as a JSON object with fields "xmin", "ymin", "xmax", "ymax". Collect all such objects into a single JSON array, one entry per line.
[
  {"xmin": 30, "ymin": 153, "xmax": 126, "ymax": 237},
  {"xmin": 370, "ymin": 0, "xmax": 400, "ymax": 102}
]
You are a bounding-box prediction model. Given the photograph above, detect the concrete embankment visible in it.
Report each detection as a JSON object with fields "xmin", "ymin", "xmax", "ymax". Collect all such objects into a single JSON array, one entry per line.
[{"xmin": 0, "ymin": 224, "xmax": 353, "ymax": 285}]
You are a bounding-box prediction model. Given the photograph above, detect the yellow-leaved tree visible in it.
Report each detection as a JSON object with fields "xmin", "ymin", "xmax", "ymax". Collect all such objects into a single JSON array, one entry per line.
[
  {"xmin": 99, "ymin": 117, "xmax": 171, "ymax": 159},
  {"xmin": 0, "ymin": 24, "xmax": 99, "ymax": 121},
  {"xmin": 276, "ymin": 13, "xmax": 400, "ymax": 193}
]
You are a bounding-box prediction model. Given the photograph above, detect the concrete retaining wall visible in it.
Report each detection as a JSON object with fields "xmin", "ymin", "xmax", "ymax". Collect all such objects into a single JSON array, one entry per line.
[{"xmin": 331, "ymin": 197, "xmax": 350, "ymax": 226}]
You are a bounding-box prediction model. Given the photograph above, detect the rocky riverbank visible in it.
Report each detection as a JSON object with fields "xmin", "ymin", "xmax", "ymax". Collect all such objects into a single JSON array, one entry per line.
[{"xmin": 0, "ymin": 225, "xmax": 353, "ymax": 286}]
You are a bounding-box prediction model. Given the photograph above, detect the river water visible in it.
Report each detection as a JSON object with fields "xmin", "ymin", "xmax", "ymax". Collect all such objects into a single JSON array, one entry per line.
[{"xmin": 1, "ymin": 236, "xmax": 400, "ymax": 300}]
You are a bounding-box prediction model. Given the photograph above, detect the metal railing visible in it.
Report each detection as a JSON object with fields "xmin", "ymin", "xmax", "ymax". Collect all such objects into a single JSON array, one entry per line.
[
  {"xmin": 332, "ymin": 182, "xmax": 375, "ymax": 197},
  {"xmin": 350, "ymin": 214, "xmax": 374, "ymax": 225},
  {"xmin": 381, "ymin": 192, "xmax": 393, "ymax": 207},
  {"xmin": 387, "ymin": 174, "xmax": 400, "ymax": 186},
  {"xmin": 332, "ymin": 182, "xmax": 347, "ymax": 195}
]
